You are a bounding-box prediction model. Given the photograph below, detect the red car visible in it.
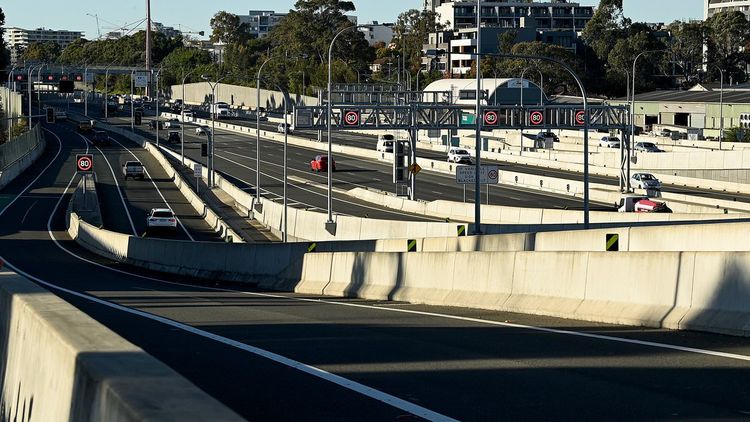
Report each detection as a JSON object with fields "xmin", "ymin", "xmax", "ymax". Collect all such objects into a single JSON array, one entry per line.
[{"xmin": 310, "ymin": 155, "xmax": 336, "ymax": 172}]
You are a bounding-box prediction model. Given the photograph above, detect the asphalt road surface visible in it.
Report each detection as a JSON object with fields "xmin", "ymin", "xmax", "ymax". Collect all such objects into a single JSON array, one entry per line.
[{"xmin": 2, "ymin": 120, "xmax": 750, "ymax": 421}]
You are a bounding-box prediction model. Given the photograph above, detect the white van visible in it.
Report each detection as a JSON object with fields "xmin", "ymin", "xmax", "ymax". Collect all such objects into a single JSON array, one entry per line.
[
  {"xmin": 376, "ymin": 134, "xmax": 396, "ymax": 152},
  {"xmin": 448, "ymin": 147, "xmax": 472, "ymax": 164}
]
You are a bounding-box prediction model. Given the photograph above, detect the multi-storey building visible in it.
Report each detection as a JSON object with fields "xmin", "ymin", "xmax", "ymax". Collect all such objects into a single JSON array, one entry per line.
[
  {"xmin": 6, "ymin": 27, "xmax": 83, "ymax": 65},
  {"xmin": 421, "ymin": 0, "xmax": 594, "ymax": 75},
  {"xmin": 239, "ymin": 10, "xmax": 288, "ymax": 39},
  {"xmin": 358, "ymin": 21, "xmax": 395, "ymax": 46},
  {"xmin": 705, "ymin": 0, "xmax": 750, "ymax": 20}
]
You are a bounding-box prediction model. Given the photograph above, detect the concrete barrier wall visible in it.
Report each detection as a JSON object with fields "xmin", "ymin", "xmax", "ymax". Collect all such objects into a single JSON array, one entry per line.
[
  {"xmin": 274, "ymin": 249, "xmax": 750, "ymax": 337},
  {"xmin": 0, "ymin": 269, "xmax": 243, "ymax": 421},
  {"xmin": 0, "ymin": 125, "xmax": 45, "ymax": 191},
  {"xmin": 169, "ymin": 82, "xmax": 316, "ymax": 111}
]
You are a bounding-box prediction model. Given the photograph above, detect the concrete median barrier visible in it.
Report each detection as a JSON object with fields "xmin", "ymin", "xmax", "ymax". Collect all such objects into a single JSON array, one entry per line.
[
  {"xmin": 0, "ymin": 125, "xmax": 46, "ymax": 191},
  {"xmin": 0, "ymin": 269, "xmax": 244, "ymax": 421}
]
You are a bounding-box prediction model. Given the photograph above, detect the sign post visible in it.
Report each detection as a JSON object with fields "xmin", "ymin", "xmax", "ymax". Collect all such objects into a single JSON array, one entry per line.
[{"xmin": 193, "ymin": 163, "xmax": 202, "ymax": 194}]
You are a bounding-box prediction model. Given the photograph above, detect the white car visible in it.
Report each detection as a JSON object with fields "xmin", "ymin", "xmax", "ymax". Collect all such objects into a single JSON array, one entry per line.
[
  {"xmin": 146, "ymin": 208, "xmax": 177, "ymax": 233},
  {"xmin": 195, "ymin": 125, "xmax": 212, "ymax": 136},
  {"xmin": 376, "ymin": 134, "xmax": 396, "ymax": 152},
  {"xmin": 631, "ymin": 172, "xmax": 661, "ymax": 190},
  {"xmin": 599, "ymin": 136, "xmax": 621, "ymax": 148},
  {"xmin": 277, "ymin": 123, "xmax": 294, "ymax": 134},
  {"xmin": 163, "ymin": 119, "xmax": 181, "ymax": 129},
  {"xmin": 448, "ymin": 147, "xmax": 472, "ymax": 164}
]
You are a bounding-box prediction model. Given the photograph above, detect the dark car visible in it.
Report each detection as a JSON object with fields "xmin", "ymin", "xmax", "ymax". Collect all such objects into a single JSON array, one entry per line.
[
  {"xmin": 167, "ymin": 131, "xmax": 181, "ymax": 144},
  {"xmin": 148, "ymin": 120, "xmax": 165, "ymax": 130},
  {"xmin": 310, "ymin": 155, "xmax": 336, "ymax": 172},
  {"xmin": 91, "ymin": 130, "xmax": 110, "ymax": 146}
]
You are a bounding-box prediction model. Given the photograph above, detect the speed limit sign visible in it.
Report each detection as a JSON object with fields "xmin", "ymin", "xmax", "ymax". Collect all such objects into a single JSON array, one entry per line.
[
  {"xmin": 76, "ymin": 154, "xmax": 94, "ymax": 173},
  {"xmin": 529, "ymin": 110, "xmax": 544, "ymax": 126},
  {"xmin": 483, "ymin": 110, "xmax": 499, "ymax": 126},
  {"xmin": 574, "ymin": 110, "xmax": 586, "ymax": 126},
  {"xmin": 343, "ymin": 110, "xmax": 360, "ymax": 126}
]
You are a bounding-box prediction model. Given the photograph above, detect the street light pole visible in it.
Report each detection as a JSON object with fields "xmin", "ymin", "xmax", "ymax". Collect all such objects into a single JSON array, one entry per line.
[
  {"xmin": 84, "ymin": 65, "xmax": 89, "ymax": 117},
  {"xmin": 256, "ymin": 57, "xmax": 272, "ymax": 202},
  {"xmin": 713, "ymin": 65, "xmax": 725, "ymax": 150},
  {"xmin": 181, "ymin": 68, "xmax": 197, "ymax": 166},
  {"xmin": 36, "ymin": 64, "xmax": 45, "ymax": 115},
  {"xmin": 201, "ymin": 74, "xmax": 229, "ymax": 188},
  {"xmin": 473, "ymin": 0, "xmax": 482, "ymax": 234},
  {"xmin": 155, "ymin": 67, "xmax": 161, "ymax": 147},
  {"xmin": 130, "ymin": 68, "xmax": 136, "ymax": 132},
  {"xmin": 7, "ymin": 66, "xmax": 16, "ymax": 143},
  {"xmin": 327, "ymin": 24, "xmax": 371, "ymax": 225},
  {"xmin": 630, "ymin": 49, "xmax": 667, "ymax": 157},
  {"xmin": 28, "ymin": 64, "xmax": 41, "ymax": 127}
]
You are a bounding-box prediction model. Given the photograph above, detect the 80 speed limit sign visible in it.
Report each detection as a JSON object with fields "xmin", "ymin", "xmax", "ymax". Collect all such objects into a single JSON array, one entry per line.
[
  {"xmin": 343, "ymin": 110, "xmax": 360, "ymax": 126},
  {"xmin": 76, "ymin": 154, "xmax": 94, "ymax": 173}
]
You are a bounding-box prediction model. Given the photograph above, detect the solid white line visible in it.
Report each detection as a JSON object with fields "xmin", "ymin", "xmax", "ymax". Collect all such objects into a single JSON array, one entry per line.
[
  {"xmin": 83, "ymin": 134, "xmax": 138, "ymax": 236},
  {"xmin": 109, "ymin": 138, "xmax": 194, "ymax": 241}
]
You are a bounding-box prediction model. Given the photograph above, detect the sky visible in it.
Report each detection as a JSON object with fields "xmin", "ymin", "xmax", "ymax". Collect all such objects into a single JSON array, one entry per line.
[{"xmin": 3, "ymin": 1, "xmax": 704, "ymax": 40}]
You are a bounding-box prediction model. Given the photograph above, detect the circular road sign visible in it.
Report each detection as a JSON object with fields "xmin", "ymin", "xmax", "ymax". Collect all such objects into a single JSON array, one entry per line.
[
  {"xmin": 483, "ymin": 110, "xmax": 499, "ymax": 126},
  {"xmin": 487, "ymin": 169, "xmax": 498, "ymax": 181},
  {"xmin": 343, "ymin": 110, "xmax": 360, "ymax": 126},
  {"xmin": 575, "ymin": 110, "xmax": 585, "ymax": 126},
  {"xmin": 529, "ymin": 110, "xmax": 544, "ymax": 126},
  {"xmin": 77, "ymin": 155, "xmax": 93, "ymax": 172}
]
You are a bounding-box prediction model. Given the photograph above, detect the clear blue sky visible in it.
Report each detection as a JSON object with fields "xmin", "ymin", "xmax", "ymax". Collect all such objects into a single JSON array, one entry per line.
[{"xmin": 3, "ymin": 1, "xmax": 703, "ymax": 40}]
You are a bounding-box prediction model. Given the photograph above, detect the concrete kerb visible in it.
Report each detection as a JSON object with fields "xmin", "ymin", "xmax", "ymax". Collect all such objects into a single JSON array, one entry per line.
[{"xmin": 0, "ymin": 270, "xmax": 245, "ymax": 422}]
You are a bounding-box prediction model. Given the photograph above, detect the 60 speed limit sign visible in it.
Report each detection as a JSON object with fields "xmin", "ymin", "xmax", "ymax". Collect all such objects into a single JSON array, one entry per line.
[{"xmin": 76, "ymin": 154, "xmax": 94, "ymax": 173}]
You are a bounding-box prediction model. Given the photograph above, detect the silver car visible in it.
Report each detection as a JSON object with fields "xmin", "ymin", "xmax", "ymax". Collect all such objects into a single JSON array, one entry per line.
[{"xmin": 631, "ymin": 172, "xmax": 661, "ymax": 190}]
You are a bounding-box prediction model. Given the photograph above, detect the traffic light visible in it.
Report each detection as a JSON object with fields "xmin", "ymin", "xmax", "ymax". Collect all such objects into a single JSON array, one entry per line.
[
  {"xmin": 46, "ymin": 107, "xmax": 55, "ymax": 124},
  {"xmin": 134, "ymin": 111, "xmax": 142, "ymax": 125},
  {"xmin": 201, "ymin": 143, "xmax": 208, "ymax": 157}
]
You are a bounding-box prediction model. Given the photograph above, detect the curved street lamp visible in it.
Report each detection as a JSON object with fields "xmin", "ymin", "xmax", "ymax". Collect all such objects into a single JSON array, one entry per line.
[
  {"xmin": 181, "ymin": 68, "xmax": 198, "ymax": 165},
  {"xmin": 519, "ymin": 66, "xmax": 544, "ymax": 157},
  {"xmin": 255, "ymin": 56, "xmax": 273, "ymax": 206},
  {"xmin": 200, "ymin": 73, "xmax": 230, "ymax": 188},
  {"xmin": 327, "ymin": 24, "xmax": 371, "ymax": 226}
]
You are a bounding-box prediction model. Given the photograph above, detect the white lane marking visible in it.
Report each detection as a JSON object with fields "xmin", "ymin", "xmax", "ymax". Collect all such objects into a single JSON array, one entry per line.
[
  {"xmin": 20, "ymin": 200, "xmax": 38, "ymax": 225},
  {"xmin": 109, "ymin": 137, "xmax": 194, "ymax": 241},
  {"xmin": 82, "ymin": 134, "xmax": 139, "ymax": 236}
]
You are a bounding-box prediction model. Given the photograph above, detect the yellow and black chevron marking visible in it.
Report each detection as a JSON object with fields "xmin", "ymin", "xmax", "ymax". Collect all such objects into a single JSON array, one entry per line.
[
  {"xmin": 307, "ymin": 242, "xmax": 317, "ymax": 253},
  {"xmin": 606, "ymin": 234, "xmax": 619, "ymax": 252},
  {"xmin": 407, "ymin": 239, "xmax": 417, "ymax": 252},
  {"xmin": 457, "ymin": 225, "xmax": 466, "ymax": 237}
]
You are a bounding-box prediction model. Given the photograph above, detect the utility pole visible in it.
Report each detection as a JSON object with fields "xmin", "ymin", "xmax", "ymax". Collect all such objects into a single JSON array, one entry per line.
[{"xmin": 145, "ymin": 0, "xmax": 152, "ymax": 97}]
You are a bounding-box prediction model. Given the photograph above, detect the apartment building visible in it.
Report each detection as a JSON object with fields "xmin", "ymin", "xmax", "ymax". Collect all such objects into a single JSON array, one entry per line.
[
  {"xmin": 239, "ymin": 10, "xmax": 288, "ymax": 39},
  {"xmin": 705, "ymin": 0, "xmax": 750, "ymax": 20},
  {"xmin": 6, "ymin": 27, "xmax": 83, "ymax": 65}
]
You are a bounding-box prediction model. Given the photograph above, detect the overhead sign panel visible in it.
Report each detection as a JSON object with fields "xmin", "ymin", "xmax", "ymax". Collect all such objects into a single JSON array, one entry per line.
[
  {"xmin": 134, "ymin": 72, "xmax": 150, "ymax": 88},
  {"xmin": 455, "ymin": 165, "xmax": 499, "ymax": 185}
]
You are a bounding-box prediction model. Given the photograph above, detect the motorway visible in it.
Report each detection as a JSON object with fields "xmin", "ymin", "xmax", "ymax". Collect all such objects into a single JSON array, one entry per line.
[
  {"xmin": 1, "ymin": 116, "xmax": 750, "ymax": 420},
  {"xmin": 203, "ymin": 109, "xmax": 750, "ymax": 204}
]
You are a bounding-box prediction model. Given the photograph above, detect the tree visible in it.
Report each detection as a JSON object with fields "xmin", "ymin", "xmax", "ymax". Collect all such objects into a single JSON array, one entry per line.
[
  {"xmin": 210, "ymin": 12, "xmax": 251, "ymax": 45},
  {"xmin": 20, "ymin": 41, "xmax": 61, "ymax": 63},
  {"xmin": 704, "ymin": 11, "xmax": 750, "ymax": 84},
  {"xmin": 159, "ymin": 47, "xmax": 214, "ymax": 87},
  {"xmin": 393, "ymin": 9, "xmax": 447, "ymax": 75},
  {"xmin": 581, "ymin": 0, "xmax": 629, "ymax": 62},
  {"xmin": 668, "ymin": 20, "xmax": 705, "ymax": 87},
  {"xmin": 0, "ymin": 7, "xmax": 7, "ymax": 73}
]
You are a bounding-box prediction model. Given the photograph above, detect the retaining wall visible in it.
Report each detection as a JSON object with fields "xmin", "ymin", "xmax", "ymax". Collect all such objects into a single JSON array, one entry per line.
[
  {"xmin": 0, "ymin": 125, "xmax": 46, "ymax": 191},
  {"xmin": 0, "ymin": 269, "xmax": 243, "ymax": 421}
]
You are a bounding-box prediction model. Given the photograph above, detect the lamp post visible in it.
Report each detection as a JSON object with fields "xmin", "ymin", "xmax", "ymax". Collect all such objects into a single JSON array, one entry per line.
[
  {"xmin": 28, "ymin": 64, "xmax": 42, "ymax": 127},
  {"xmin": 479, "ymin": 52, "xmax": 591, "ymax": 229},
  {"xmin": 256, "ymin": 57, "xmax": 273, "ymax": 203},
  {"xmin": 130, "ymin": 68, "xmax": 137, "ymax": 132},
  {"xmin": 84, "ymin": 64, "xmax": 89, "ymax": 117},
  {"xmin": 327, "ymin": 24, "xmax": 371, "ymax": 225},
  {"xmin": 154, "ymin": 67, "xmax": 162, "ymax": 146},
  {"xmin": 7, "ymin": 66, "xmax": 16, "ymax": 143},
  {"xmin": 519, "ymin": 66, "xmax": 544, "ymax": 156},
  {"xmin": 181, "ymin": 68, "xmax": 197, "ymax": 165},
  {"xmin": 630, "ymin": 49, "xmax": 667, "ymax": 157},
  {"xmin": 473, "ymin": 0, "xmax": 482, "ymax": 233},
  {"xmin": 103, "ymin": 61, "xmax": 118, "ymax": 121},
  {"xmin": 712, "ymin": 64, "xmax": 725, "ymax": 150},
  {"xmin": 36, "ymin": 64, "xmax": 46, "ymax": 115},
  {"xmin": 201, "ymin": 73, "xmax": 229, "ymax": 188}
]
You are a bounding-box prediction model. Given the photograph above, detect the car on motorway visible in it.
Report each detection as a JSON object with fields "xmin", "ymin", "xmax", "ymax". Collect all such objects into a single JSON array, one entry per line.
[
  {"xmin": 277, "ymin": 122, "xmax": 294, "ymax": 134},
  {"xmin": 535, "ymin": 131, "xmax": 559, "ymax": 143},
  {"xmin": 599, "ymin": 136, "xmax": 621, "ymax": 148},
  {"xmin": 634, "ymin": 141, "xmax": 663, "ymax": 153},
  {"xmin": 376, "ymin": 134, "xmax": 396, "ymax": 152},
  {"xmin": 658, "ymin": 128, "xmax": 672, "ymax": 137},
  {"xmin": 77, "ymin": 120, "xmax": 93, "ymax": 133},
  {"xmin": 310, "ymin": 155, "xmax": 336, "ymax": 172},
  {"xmin": 163, "ymin": 119, "xmax": 181, "ymax": 129},
  {"xmin": 167, "ymin": 131, "xmax": 181, "ymax": 144},
  {"xmin": 447, "ymin": 147, "xmax": 472, "ymax": 164},
  {"xmin": 55, "ymin": 110, "xmax": 67, "ymax": 121},
  {"xmin": 617, "ymin": 194, "xmax": 671, "ymax": 213},
  {"xmin": 90, "ymin": 130, "xmax": 111, "ymax": 147},
  {"xmin": 146, "ymin": 208, "xmax": 178, "ymax": 233},
  {"xmin": 195, "ymin": 125, "xmax": 212, "ymax": 136},
  {"xmin": 631, "ymin": 172, "xmax": 661, "ymax": 190},
  {"xmin": 122, "ymin": 160, "xmax": 145, "ymax": 180},
  {"xmin": 148, "ymin": 120, "xmax": 165, "ymax": 130}
]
